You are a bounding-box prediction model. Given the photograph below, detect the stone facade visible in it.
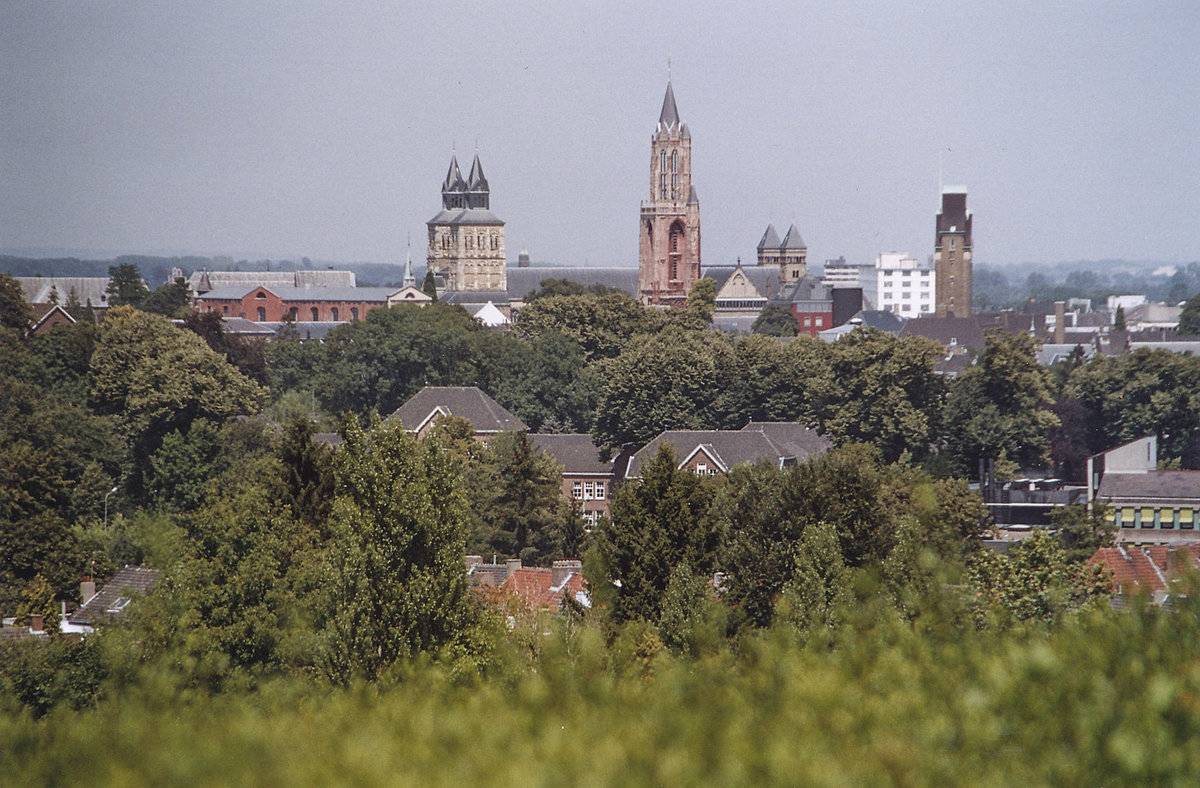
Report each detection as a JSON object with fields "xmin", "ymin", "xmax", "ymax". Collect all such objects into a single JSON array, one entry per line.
[
  {"xmin": 934, "ymin": 188, "xmax": 973, "ymax": 317},
  {"xmin": 427, "ymin": 153, "xmax": 507, "ymax": 292},
  {"xmin": 639, "ymin": 82, "xmax": 701, "ymax": 306}
]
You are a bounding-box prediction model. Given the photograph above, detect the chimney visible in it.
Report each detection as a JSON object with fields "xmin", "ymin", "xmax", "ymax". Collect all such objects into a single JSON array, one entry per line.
[
  {"xmin": 81, "ymin": 578, "xmax": 96, "ymax": 605},
  {"xmin": 552, "ymin": 559, "xmax": 583, "ymax": 588},
  {"xmin": 1054, "ymin": 301, "xmax": 1066, "ymax": 344},
  {"xmin": 30, "ymin": 614, "xmax": 44, "ymax": 634},
  {"xmin": 505, "ymin": 558, "xmax": 522, "ymax": 580}
]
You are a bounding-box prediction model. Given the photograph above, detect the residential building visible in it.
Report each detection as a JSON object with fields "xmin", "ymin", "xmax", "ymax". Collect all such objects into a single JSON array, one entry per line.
[
  {"xmin": 1088, "ymin": 544, "xmax": 1200, "ymax": 605},
  {"xmin": 64, "ymin": 566, "xmax": 161, "ymax": 635},
  {"xmin": 428, "ymin": 152, "xmax": 507, "ymax": 293},
  {"xmin": 639, "ymin": 81, "xmax": 701, "ymax": 306},
  {"xmin": 530, "ymin": 434, "xmax": 627, "ymax": 525},
  {"xmin": 466, "ymin": 557, "xmax": 589, "ymax": 611},
  {"xmin": 626, "ymin": 422, "xmax": 830, "ymax": 479},
  {"xmin": 389, "ymin": 386, "xmax": 526, "ymax": 440},
  {"xmin": 934, "ymin": 188, "xmax": 973, "ymax": 317}
]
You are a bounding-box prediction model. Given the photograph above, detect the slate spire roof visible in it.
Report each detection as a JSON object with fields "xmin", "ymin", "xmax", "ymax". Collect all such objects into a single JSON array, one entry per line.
[
  {"xmin": 443, "ymin": 154, "xmax": 466, "ymax": 193},
  {"xmin": 658, "ymin": 81, "xmax": 681, "ymax": 130},
  {"xmin": 403, "ymin": 241, "xmax": 416, "ymax": 288},
  {"xmin": 467, "ymin": 153, "xmax": 489, "ymax": 192},
  {"xmin": 781, "ymin": 223, "xmax": 807, "ymax": 250},
  {"xmin": 758, "ymin": 224, "xmax": 781, "ymax": 251}
]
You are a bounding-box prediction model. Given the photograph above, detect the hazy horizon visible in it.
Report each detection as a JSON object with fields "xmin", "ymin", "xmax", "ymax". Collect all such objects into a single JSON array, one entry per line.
[{"xmin": 3, "ymin": 2, "xmax": 1197, "ymax": 271}]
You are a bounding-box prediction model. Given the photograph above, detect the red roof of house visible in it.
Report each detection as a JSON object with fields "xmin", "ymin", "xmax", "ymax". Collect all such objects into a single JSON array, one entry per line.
[
  {"xmin": 499, "ymin": 567, "xmax": 586, "ymax": 610},
  {"xmin": 1088, "ymin": 544, "xmax": 1200, "ymax": 596}
]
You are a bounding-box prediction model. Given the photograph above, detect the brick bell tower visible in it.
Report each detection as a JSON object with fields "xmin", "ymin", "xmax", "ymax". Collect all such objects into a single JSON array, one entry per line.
[
  {"xmin": 934, "ymin": 187, "xmax": 973, "ymax": 317},
  {"xmin": 638, "ymin": 82, "xmax": 701, "ymax": 306}
]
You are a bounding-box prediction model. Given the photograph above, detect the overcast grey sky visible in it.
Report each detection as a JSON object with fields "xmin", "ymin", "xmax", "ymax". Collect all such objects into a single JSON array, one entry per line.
[{"xmin": 2, "ymin": 1, "xmax": 1197, "ymax": 270}]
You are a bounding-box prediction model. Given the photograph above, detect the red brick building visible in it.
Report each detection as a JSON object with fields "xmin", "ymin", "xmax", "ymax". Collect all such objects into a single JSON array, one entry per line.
[{"xmin": 196, "ymin": 284, "xmax": 429, "ymax": 322}]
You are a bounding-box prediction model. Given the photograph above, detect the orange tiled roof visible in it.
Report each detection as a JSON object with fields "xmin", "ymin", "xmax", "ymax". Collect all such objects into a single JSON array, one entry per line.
[
  {"xmin": 499, "ymin": 567, "xmax": 586, "ymax": 610},
  {"xmin": 1088, "ymin": 544, "xmax": 1200, "ymax": 596}
]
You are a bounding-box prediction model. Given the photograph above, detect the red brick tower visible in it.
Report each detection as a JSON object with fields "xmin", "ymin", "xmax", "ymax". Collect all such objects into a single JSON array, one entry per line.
[{"xmin": 638, "ymin": 82, "xmax": 701, "ymax": 306}]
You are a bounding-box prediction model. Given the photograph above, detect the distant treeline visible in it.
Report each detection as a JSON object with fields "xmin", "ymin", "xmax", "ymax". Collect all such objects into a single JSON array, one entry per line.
[
  {"xmin": 0, "ymin": 255, "xmax": 413, "ymax": 288},
  {"xmin": 975, "ymin": 260, "xmax": 1200, "ymax": 311}
]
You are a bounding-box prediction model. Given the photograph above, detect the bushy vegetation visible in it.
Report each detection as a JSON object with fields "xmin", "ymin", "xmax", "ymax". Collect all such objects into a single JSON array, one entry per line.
[{"xmin": 7, "ymin": 266, "xmax": 1200, "ymax": 782}]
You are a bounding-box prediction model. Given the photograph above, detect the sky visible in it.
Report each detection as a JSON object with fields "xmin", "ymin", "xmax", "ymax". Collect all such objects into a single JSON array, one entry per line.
[{"xmin": 2, "ymin": 1, "xmax": 1198, "ymax": 271}]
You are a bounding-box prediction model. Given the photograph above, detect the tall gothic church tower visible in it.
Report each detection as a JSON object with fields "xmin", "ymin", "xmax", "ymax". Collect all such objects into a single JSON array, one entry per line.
[
  {"xmin": 427, "ymin": 152, "xmax": 507, "ymax": 292},
  {"xmin": 933, "ymin": 187, "xmax": 972, "ymax": 317},
  {"xmin": 638, "ymin": 82, "xmax": 701, "ymax": 306}
]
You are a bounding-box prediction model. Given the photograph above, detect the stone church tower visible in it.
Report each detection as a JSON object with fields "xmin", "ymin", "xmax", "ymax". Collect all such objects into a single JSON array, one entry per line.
[
  {"xmin": 638, "ymin": 82, "xmax": 701, "ymax": 306},
  {"xmin": 427, "ymin": 152, "xmax": 506, "ymax": 292},
  {"xmin": 934, "ymin": 187, "xmax": 973, "ymax": 317}
]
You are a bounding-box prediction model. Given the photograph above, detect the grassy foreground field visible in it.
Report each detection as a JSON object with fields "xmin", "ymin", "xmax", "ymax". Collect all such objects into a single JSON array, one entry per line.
[{"xmin": 4, "ymin": 601, "xmax": 1200, "ymax": 786}]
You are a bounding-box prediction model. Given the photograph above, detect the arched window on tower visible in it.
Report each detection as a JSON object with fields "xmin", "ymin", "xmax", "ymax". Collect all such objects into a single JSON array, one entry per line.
[
  {"xmin": 670, "ymin": 150, "xmax": 679, "ymax": 199},
  {"xmin": 660, "ymin": 171, "xmax": 668, "ymax": 200},
  {"xmin": 669, "ymin": 222, "xmax": 684, "ymax": 282},
  {"xmin": 670, "ymin": 150, "xmax": 678, "ymax": 172}
]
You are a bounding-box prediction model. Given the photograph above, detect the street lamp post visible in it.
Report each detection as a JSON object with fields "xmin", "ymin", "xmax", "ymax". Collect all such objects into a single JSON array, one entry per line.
[{"xmin": 104, "ymin": 486, "xmax": 119, "ymax": 529}]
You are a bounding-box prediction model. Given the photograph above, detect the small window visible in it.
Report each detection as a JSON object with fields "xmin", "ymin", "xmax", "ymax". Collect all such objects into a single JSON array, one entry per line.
[
  {"xmin": 595, "ymin": 482, "xmax": 606, "ymax": 500},
  {"xmin": 255, "ymin": 291, "xmax": 267, "ymax": 299},
  {"xmin": 107, "ymin": 597, "xmax": 130, "ymax": 614},
  {"xmin": 257, "ymin": 306, "xmax": 266, "ymax": 321},
  {"xmin": 223, "ymin": 305, "xmax": 229, "ymax": 315},
  {"xmin": 351, "ymin": 308, "xmax": 359, "ymax": 320},
  {"xmin": 330, "ymin": 307, "xmax": 339, "ymax": 321},
  {"xmin": 696, "ymin": 463, "xmax": 707, "ymax": 475},
  {"xmin": 289, "ymin": 307, "xmax": 299, "ymax": 320},
  {"xmin": 310, "ymin": 307, "xmax": 319, "ymax": 321},
  {"xmin": 572, "ymin": 481, "xmax": 583, "ymax": 499}
]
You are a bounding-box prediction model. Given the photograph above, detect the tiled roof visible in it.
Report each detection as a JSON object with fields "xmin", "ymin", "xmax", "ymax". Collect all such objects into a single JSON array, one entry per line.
[
  {"xmin": 389, "ymin": 386, "xmax": 526, "ymax": 434},
  {"xmin": 67, "ymin": 566, "xmax": 161, "ymax": 626},
  {"xmin": 529, "ymin": 433, "xmax": 613, "ymax": 475},
  {"xmin": 1098, "ymin": 471, "xmax": 1200, "ymax": 503},
  {"xmin": 1089, "ymin": 544, "xmax": 1200, "ymax": 597},
  {"xmin": 900, "ymin": 315, "xmax": 987, "ymax": 350},
  {"xmin": 426, "ymin": 207, "xmax": 505, "ymax": 226},
  {"xmin": 18, "ymin": 277, "xmax": 112, "ymax": 306},
  {"xmin": 627, "ymin": 423, "xmax": 829, "ymax": 478},
  {"xmin": 500, "ymin": 565, "xmax": 587, "ymax": 609}
]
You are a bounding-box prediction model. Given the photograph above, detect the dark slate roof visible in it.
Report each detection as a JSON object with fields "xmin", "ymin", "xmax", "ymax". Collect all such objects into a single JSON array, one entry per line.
[
  {"xmin": 702, "ymin": 265, "xmax": 784, "ymax": 299},
  {"xmin": 67, "ymin": 566, "xmax": 161, "ymax": 626},
  {"xmin": 426, "ymin": 207, "xmax": 505, "ymax": 226},
  {"xmin": 687, "ymin": 184, "xmax": 699, "ymax": 205},
  {"xmin": 443, "ymin": 154, "xmax": 466, "ymax": 192},
  {"xmin": 775, "ymin": 275, "xmax": 829, "ymax": 305},
  {"xmin": 441, "ymin": 289, "xmax": 510, "ymax": 306},
  {"xmin": 741, "ymin": 422, "xmax": 831, "ymax": 458},
  {"xmin": 627, "ymin": 423, "xmax": 829, "ymax": 478},
  {"xmin": 263, "ymin": 321, "xmax": 347, "ymax": 340},
  {"xmin": 1098, "ymin": 472, "xmax": 1200, "ymax": 503},
  {"xmin": 220, "ymin": 317, "xmax": 277, "ymax": 336},
  {"xmin": 780, "ymin": 223, "xmax": 807, "ymax": 250},
  {"xmin": 757, "ymin": 224, "xmax": 780, "ymax": 251},
  {"xmin": 936, "ymin": 353, "xmax": 974, "ymax": 377},
  {"xmin": 197, "ymin": 285, "xmax": 399, "ymax": 302},
  {"xmin": 506, "ymin": 267, "xmax": 639, "ymax": 299},
  {"xmin": 529, "ymin": 434, "xmax": 613, "ymax": 475},
  {"xmin": 658, "ymin": 81, "xmax": 680, "ymax": 129},
  {"xmin": 389, "ymin": 386, "xmax": 527, "ymax": 433},
  {"xmin": 900, "ymin": 315, "xmax": 987, "ymax": 350},
  {"xmin": 467, "ymin": 154, "xmax": 489, "ymax": 192}
]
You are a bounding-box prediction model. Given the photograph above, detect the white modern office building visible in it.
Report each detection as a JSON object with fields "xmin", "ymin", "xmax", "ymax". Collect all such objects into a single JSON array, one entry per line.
[{"xmin": 821, "ymin": 253, "xmax": 935, "ymax": 317}]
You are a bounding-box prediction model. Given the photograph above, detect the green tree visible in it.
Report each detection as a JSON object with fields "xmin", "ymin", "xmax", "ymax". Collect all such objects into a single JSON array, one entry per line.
[
  {"xmin": 751, "ymin": 303, "xmax": 800, "ymax": 337},
  {"xmin": 1177, "ymin": 292, "xmax": 1200, "ymax": 335},
  {"xmin": 712, "ymin": 333, "xmax": 830, "ymax": 428},
  {"xmin": 15, "ymin": 574, "xmax": 60, "ymax": 634},
  {"xmin": 485, "ymin": 431, "xmax": 564, "ymax": 564},
  {"xmin": 774, "ymin": 521, "xmax": 852, "ymax": 638},
  {"xmin": 145, "ymin": 420, "xmax": 226, "ymax": 513},
  {"xmin": 315, "ymin": 302, "xmax": 481, "ymax": 417},
  {"xmin": 422, "ymin": 269, "xmax": 438, "ymax": 301},
  {"xmin": 325, "ymin": 417, "xmax": 479, "ymax": 681},
  {"xmin": 1113, "ymin": 305, "xmax": 1126, "ymax": 331},
  {"xmin": 940, "ymin": 332, "xmax": 1059, "ymax": 479},
  {"xmin": 685, "ymin": 277, "xmax": 716, "ymax": 324},
  {"xmin": 597, "ymin": 445, "xmax": 720, "ymax": 625},
  {"xmin": 514, "ymin": 292, "xmax": 650, "ymax": 362},
  {"xmin": 490, "ymin": 331, "xmax": 593, "ymax": 433},
  {"xmin": 141, "ymin": 276, "xmax": 192, "ymax": 317},
  {"xmin": 969, "ymin": 528, "xmax": 1108, "ymax": 623},
  {"xmin": 819, "ymin": 328, "xmax": 945, "ymax": 463},
  {"xmin": 88, "ymin": 306, "xmax": 265, "ymax": 494},
  {"xmin": 0, "ymin": 273, "xmax": 32, "ymax": 331},
  {"xmin": 105, "ymin": 263, "xmax": 149, "ymax": 307},
  {"xmin": 592, "ymin": 327, "xmax": 734, "ymax": 452},
  {"xmin": 523, "ymin": 277, "xmax": 628, "ymax": 300}
]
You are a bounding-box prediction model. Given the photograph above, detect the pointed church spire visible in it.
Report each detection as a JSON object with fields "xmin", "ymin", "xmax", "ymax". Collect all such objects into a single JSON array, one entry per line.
[
  {"xmin": 757, "ymin": 224, "xmax": 781, "ymax": 251},
  {"xmin": 781, "ymin": 223, "xmax": 807, "ymax": 250},
  {"xmin": 658, "ymin": 81, "xmax": 680, "ymax": 130},
  {"xmin": 467, "ymin": 153, "xmax": 489, "ymax": 192},
  {"xmin": 403, "ymin": 237, "xmax": 416, "ymax": 288},
  {"xmin": 442, "ymin": 153, "xmax": 467, "ymax": 209}
]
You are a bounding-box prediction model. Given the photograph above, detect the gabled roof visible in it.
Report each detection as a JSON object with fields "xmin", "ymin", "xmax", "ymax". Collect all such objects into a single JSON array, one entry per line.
[
  {"xmin": 529, "ymin": 433, "xmax": 613, "ymax": 475},
  {"xmin": 780, "ymin": 223, "xmax": 807, "ymax": 250},
  {"xmin": 189, "ymin": 270, "xmax": 356, "ymax": 294},
  {"xmin": 67, "ymin": 566, "xmax": 161, "ymax": 626},
  {"xmin": 29, "ymin": 303, "xmax": 78, "ymax": 332},
  {"xmin": 506, "ymin": 267, "xmax": 639, "ymax": 299},
  {"xmin": 197, "ymin": 285, "xmax": 400, "ymax": 302},
  {"xmin": 1089, "ymin": 544, "xmax": 1200, "ymax": 598},
  {"xmin": 757, "ymin": 224, "xmax": 781, "ymax": 251},
  {"xmin": 498, "ymin": 562, "xmax": 588, "ymax": 610},
  {"xmin": 658, "ymin": 81, "xmax": 680, "ymax": 129},
  {"xmin": 899, "ymin": 315, "xmax": 987, "ymax": 350},
  {"xmin": 626, "ymin": 423, "xmax": 829, "ymax": 478},
  {"xmin": 702, "ymin": 265, "xmax": 784, "ymax": 300},
  {"xmin": 389, "ymin": 386, "xmax": 527, "ymax": 434},
  {"xmin": 18, "ymin": 277, "xmax": 112, "ymax": 306}
]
